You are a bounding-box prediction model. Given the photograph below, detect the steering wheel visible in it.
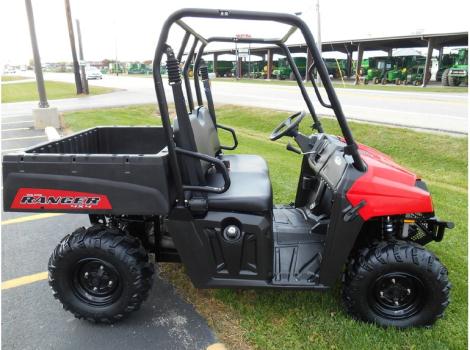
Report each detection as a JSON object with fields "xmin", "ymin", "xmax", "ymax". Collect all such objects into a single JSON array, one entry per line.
[{"xmin": 269, "ymin": 111, "xmax": 306, "ymax": 141}]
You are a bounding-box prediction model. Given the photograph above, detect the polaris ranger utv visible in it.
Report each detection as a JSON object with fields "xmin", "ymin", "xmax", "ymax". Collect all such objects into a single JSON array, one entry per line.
[{"xmin": 2, "ymin": 9, "xmax": 453, "ymax": 328}]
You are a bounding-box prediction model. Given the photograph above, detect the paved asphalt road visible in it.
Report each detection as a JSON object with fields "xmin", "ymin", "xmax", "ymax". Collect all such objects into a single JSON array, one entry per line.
[
  {"xmin": 1, "ymin": 118, "xmax": 218, "ymax": 349},
  {"xmin": 3, "ymin": 71, "xmax": 468, "ymax": 134}
]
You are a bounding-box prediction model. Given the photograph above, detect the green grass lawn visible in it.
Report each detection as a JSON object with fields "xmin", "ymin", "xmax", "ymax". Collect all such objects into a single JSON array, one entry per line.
[
  {"xmin": 213, "ymin": 77, "xmax": 469, "ymax": 93},
  {"xmin": 1, "ymin": 81, "xmax": 114, "ymax": 103},
  {"xmin": 1, "ymin": 75, "xmax": 29, "ymax": 82},
  {"xmin": 64, "ymin": 104, "xmax": 467, "ymax": 350}
]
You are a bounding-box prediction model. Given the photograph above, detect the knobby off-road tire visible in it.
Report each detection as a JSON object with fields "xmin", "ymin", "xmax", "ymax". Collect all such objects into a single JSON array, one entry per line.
[
  {"xmin": 48, "ymin": 225, "xmax": 154, "ymax": 323},
  {"xmin": 342, "ymin": 240, "xmax": 450, "ymax": 328},
  {"xmin": 448, "ymin": 75, "xmax": 458, "ymax": 87},
  {"xmin": 441, "ymin": 68, "xmax": 450, "ymax": 86}
]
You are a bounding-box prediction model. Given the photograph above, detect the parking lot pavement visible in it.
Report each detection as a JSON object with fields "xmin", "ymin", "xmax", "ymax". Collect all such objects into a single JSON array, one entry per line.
[{"xmin": 1, "ymin": 115, "xmax": 219, "ymax": 350}]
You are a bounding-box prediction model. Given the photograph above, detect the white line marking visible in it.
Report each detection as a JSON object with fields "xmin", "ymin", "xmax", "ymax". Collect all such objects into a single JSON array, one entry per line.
[
  {"xmin": 2, "ymin": 127, "xmax": 30, "ymax": 132},
  {"xmin": 1, "ymin": 120, "xmax": 33, "ymax": 125},
  {"xmin": 1, "ymin": 115, "xmax": 33, "ymax": 119},
  {"xmin": 3, "ymin": 135, "xmax": 46, "ymax": 141},
  {"xmin": 1, "ymin": 148, "xmax": 25, "ymax": 153}
]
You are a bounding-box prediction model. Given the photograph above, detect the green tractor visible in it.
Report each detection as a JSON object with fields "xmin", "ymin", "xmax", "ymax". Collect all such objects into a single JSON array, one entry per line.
[
  {"xmin": 128, "ymin": 63, "xmax": 152, "ymax": 75},
  {"xmin": 272, "ymin": 57, "xmax": 306, "ymax": 80},
  {"xmin": 436, "ymin": 53, "xmax": 455, "ymax": 82},
  {"xmin": 381, "ymin": 63, "xmax": 408, "ymax": 85},
  {"xmin": 323, "ymin": 59, "xmax": 347, "ymax": 79},
  {"xmin": 442, "ymin": 48, "xmax": 468, "ymax": 87},
  {"xmin": 363, "ymin": 57, "xmax": 393, "ymax": 84},
  {"xmin": 108, "ymin": 62, "xmax": 125, "ymax": 74},
  {"xmin": 214, "ymin": 60, "xmax": 235, "ymax": 77},
  {"xmin": 404, "ymin": 65, "xmax": 425, "ymax": 86},
  {"xmin": 231, "ymin": 60, "xmax": 265, "ymax": 78},
  {"xmin": 247, "ymin": 61, "xmax": 266, "ymax": 79}
]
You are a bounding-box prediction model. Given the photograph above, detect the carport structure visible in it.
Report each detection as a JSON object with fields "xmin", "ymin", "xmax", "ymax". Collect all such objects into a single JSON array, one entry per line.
[{"xmin": 200, "ymin": 31, "xmax": 467, "ymax": 86}]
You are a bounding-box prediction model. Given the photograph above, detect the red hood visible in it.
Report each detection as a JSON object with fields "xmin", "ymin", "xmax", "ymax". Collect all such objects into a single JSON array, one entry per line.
[
  {"xmin": 356, "ymin": 142, "xmax": 417, "ymax": 180},
  {"xmin": 345, "ymin": 141, "xmax": 433, "ymax": 221}
]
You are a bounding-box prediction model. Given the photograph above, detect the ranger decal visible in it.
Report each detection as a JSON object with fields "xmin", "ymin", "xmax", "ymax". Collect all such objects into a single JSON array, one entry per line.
[{"xmin": 11, "ymin": 188, "xmax": 112, "ymax": 210}]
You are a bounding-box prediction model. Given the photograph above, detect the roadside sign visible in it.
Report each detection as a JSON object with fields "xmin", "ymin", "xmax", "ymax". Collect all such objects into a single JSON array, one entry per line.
[
  {"xmin": 238, "ymin": 48, "xmax": 250, "ymax": 58},
  {"xmin": 236, "ymin": 34, "xmax": 252, "ymax": 39}
]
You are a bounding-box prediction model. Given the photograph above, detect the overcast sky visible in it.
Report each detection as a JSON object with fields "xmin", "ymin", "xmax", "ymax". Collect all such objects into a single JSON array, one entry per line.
[{"xmin": 1, "ymin": 0, "xmax": 468, "ymax": 65}]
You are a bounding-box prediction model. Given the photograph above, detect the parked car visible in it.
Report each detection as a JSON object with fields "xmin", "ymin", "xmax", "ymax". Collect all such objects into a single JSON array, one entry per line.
[
  {"xmin": 3, "ymin": 67, "xmax": 16, "ymax": 74},
  {"xmin": 85, "ymin": 67, "xmax": 103, "ymax": 80}
]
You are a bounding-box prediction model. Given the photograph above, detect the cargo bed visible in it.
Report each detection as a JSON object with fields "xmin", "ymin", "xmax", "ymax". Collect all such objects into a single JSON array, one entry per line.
[{"xmin": 2, "ymin": 126, "xmax": 174, "ymax": 215}]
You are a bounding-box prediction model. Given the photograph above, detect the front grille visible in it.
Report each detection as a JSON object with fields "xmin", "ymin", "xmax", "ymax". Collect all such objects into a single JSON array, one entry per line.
[{"xmin": 450, "ymin": 69, "xmax": 467, "ymax": 76}]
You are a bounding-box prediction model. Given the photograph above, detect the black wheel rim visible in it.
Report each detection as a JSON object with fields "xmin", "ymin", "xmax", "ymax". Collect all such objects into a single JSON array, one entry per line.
[
  {"xmin": 72, "ymin": 258, "xmax": 122, "ymax": 306},
  {"xmin": 370, "ymin": 272, "xmax": 425, "ymax": 320}
]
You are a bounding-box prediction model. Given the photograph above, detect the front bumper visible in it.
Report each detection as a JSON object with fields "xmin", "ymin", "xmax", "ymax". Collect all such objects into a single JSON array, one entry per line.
[
  {"xmin": 416, "ymin": 216, "xmax": 454, "ymax": 244},
  {"xmin": 413, "ymin": 180, "xmax": 454, "ymax": 244}
]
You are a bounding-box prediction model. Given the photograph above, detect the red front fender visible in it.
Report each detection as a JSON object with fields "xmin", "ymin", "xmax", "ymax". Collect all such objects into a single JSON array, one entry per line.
[{"xmin": 346, "ymin": 144, "xmax": 433, "ymax": 221}]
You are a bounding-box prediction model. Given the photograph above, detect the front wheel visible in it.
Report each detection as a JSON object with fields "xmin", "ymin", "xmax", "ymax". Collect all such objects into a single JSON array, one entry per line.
[
  {"xmin": 342, "ymin": 240, "xmax": 450, "ymax": 328},
  {"xmin": 48, "ymin": 226, "xmax": 154, "ymax": 323}
]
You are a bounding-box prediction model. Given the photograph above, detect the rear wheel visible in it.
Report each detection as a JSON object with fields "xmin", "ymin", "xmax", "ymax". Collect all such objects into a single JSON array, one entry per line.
[
  {"xmin": 448, "ymin": 75, "xmax": 458, "ymax": 86},
  {"xmin": 373, "ymin": 77, "xmax": 379, "ymax": 84},
  {"xmin": 441, "ymin": 68, "xmax": 450, "ymax": 86},
  {"xmin": 342, "ymin": 240, "xmax": 450, "ymax": 328},
  {"xmin": 48, "ymin": 226, "xmax": 154, "ymax": 323}
]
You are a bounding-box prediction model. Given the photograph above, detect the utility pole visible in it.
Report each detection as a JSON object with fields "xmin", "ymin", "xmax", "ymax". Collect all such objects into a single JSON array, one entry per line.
[
  {"xmin": 315, "ymin": 0, "xmax": 322, "ymax": 86},
  {"xmin": 25, "ymin": 0, "xmax": 60, "ymax": 129},
  {"xmin": 76, "ymin": 19, "xmax": 89, "ymax": 94},
  {"xmin": 25, "ymin": 0, "xmax": 48, "ymax": 108},
  {"xmin": 114, "ymin": 22, "xmax": 119, "ymax": 76},
  {"xmin": 235, "ymin": 42, "xmax": 239, "ymax": 80},
  {"xmin": 65, "ymin": 0, "xmax": 82, "ymax": 94}
]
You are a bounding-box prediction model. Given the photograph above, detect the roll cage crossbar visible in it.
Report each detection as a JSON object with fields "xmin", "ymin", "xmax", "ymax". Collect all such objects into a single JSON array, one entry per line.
[{"xmin": 152, "ymin": 9, "xmax": 366, "ymax": 202}]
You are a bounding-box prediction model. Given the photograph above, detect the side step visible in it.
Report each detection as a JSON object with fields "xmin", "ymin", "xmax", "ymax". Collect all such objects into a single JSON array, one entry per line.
[
  {"xmin": 273, "ymin": 243, "xmax": 323, "ymax": 285},
  {"xmin": 272, "ymin": 207, "xmax": 325, "ymax": 286}
]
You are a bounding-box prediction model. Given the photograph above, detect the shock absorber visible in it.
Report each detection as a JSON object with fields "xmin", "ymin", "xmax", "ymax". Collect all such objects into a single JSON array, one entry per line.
[
  {"xmin": 382, "ymin": 216, "xmax": 395, "ymax": 238},
  {"xmin": 200, "ymin": 65, "xmax": 217, "ymax": 124},
  {"xmin": 166, "ymin": 48, "xmax": 181, "ymax": 86},
  {"xmin": 165, "ymin": 46, "xmax": 201, "ymax": 187}
]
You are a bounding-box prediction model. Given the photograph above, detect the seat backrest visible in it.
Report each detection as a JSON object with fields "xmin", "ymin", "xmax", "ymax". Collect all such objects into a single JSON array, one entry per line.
[{"xmin": 173, "ymin": 106, "xmax": 221, "ymax": 175}]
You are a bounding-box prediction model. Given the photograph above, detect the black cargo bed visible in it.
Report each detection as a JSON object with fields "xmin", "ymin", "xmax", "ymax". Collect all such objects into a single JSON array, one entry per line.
[{"xmin": 2, "ymin": 126, "xmax": 174, "ymax": 215}]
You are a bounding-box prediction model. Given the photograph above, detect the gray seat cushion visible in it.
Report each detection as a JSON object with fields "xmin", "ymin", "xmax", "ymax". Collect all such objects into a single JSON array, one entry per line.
[
  {"xmin": 173, "ymin": 106, "xmax": 272, "ymax": 212},
  {"xmin": 221, "ymin": 154, "xmax": 269, "ymax": 174},
  {"xmin": 206, "ymin": 170, "xmax": 272, "ymax": 212}
]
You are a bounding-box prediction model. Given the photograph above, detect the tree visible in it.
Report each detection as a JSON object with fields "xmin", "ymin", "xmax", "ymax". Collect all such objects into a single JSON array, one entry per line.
[{"xmin": 101, "ymin": 58, "xmax": 111, "ymax": 68}]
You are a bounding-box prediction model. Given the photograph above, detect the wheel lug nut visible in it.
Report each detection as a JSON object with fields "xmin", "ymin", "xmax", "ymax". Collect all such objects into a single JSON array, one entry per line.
[
  {"xmin": 84, "ymin": 272, "xmax": 89, "ymax": 279},
  {"xmin": 406, "ymin": 288, "xmax": 411, "ymax": 295},
  {"xmin": 100, "ymin": 265, "xmax": 104, "ymax": 270},
  {"xmin": 93, "ymin": 287, "xmax": 98, "ymax": 291},
  {"xmin": 391, "ymin": 278, "xmax": 396, "ymax": 284},
  {"xmin": 108, "ymin": 281, "xmax": 113, "ymax": 286},
  {"xmin": 380, "ymin": 291, "xmax": 384, "ymax": 298},
  {"xmin": 394, "ymin": 300, "xmax": 399, "ymax": 306}
]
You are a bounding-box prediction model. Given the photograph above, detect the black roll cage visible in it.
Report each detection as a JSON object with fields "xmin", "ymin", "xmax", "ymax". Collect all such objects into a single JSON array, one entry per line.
[{"xmin": 152, "ymin": 8, "xmax": 366, "ymax": 203}]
